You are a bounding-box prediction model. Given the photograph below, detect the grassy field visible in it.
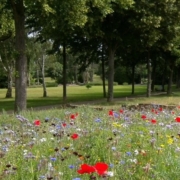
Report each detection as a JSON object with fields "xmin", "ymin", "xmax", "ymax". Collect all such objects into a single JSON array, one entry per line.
[{"xmin": 0, "ymin": 84, "xmax": 180, "ymax": 111}]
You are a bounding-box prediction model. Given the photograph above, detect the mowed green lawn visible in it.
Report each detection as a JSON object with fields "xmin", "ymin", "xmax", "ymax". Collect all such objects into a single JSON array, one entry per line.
[
  {"xmin": 0, "ymin": 84, "xmax": 180, "ymax": 111},
  {"xmin": 0, "ymin": 85, "xmax": 145, "ymax": 111}
]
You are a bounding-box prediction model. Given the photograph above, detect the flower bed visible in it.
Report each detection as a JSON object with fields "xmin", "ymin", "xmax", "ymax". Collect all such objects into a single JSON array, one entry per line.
[{"xmin": 0, "ymin": 104, "xmax": 180, "ymax": 179}]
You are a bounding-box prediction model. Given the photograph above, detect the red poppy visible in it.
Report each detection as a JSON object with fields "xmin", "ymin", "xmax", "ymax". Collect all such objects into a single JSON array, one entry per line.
[
  {"xmin": 175, "ymin": 117, "xmax": 180, "ymax": 122},
  {"xmin": 34, "ymin": 120, "xmax": 40, "ymax": 126},
  {"xmin": 62, "ymin": 123, "xmax": 67, "ymax": 127},
  {"xmin": 119, "ymin": 109, "xmax": 124, "ymax": 114},
  {"xmin": 151, "ymin": 109, "xmax": 158, "ymax": 114},
  {"xmin": 71, "ymin": 133, "xmax": 79, "ymax": 139},
  {"xmin": 109, "ymin": 110, "xmax": 114, "ymax": 116},
  {"xmin": 70, "ymin": 114, "xmax": 76, "ymax": 119},
  {"xmin": 158, "ymin": 107, "xmax": 163, "ymax": 112},
  {"xmin": 70, "ymin": 113, "xmax": 78, "ymax": 120},
  {"xmin": 77, "ymin": 164, "xmax": 95, "ymax": 174},
  {"xmin": 151, "ymin": 119, "xmax": 157, "ymax": 124},
  {"xmin": 93, "ymin": 162, "xmax": 108, "ymax": 175},
  {"xmin": 141, "ymin": 115, "xmax": 147, "ymax": 120}
]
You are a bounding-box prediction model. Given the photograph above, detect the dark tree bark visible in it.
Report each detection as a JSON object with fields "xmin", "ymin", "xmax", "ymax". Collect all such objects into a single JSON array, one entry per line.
[
  {"xmin": 101, "ymin": 45, "xmax": 106, "ymax": 98},
  {"xmin": 151, "ymin": 59, "xmax": 157, "ymax": 92},
  {"xmin": 167, "ymin": 66, "xmax": 174, "ymax": 95},
  {"xmin": 176, "ymin": 66, "xmax": 180, "ymax": 89},
  {"xmin": 38, "ymin": 54, "xmax": 47, "ymax": 97},
  {"xmin": 107, "ymin": 48, "xmax": 115, "ymax": 102},
  {"xmin": 146, "ymin": 56, "xmax": 151, "ymax": 97},
  {"xmin": 11, "ymin": 0, "xmax": 27, "ymax": 112},
  {"xmin": 131, "ymin": 64, "xmax": 135, "ymax": 95},
  {"xmin": 62, "ymin": 42, "xmax": 67, "ymax": 104},
  {"xmin": 6, "ymin": 70, "xmax": 13, "ymax": 98}
]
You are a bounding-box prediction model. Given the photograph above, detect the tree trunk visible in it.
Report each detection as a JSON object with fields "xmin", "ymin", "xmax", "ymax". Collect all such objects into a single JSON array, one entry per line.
[
  {"xmin": 146, "ymin": 57, "xmax": 151, "ymax": 97},
  {"xmin": 41, "ymin": 55, "xmax": 47, "ymax": 97},
  {"xmin": 167, "ymin": 68, "xmax": 173, "ymax": 95},
  {"xmin": 151, "ymin": 60, "xmax": 156, "ymax": 92},
  {"xmin": 176, "ymin": 66, "xmax": 180, "ymax": 89},
  {"xmin": 62, "ymin": 42, "xmax": 67, "ymax": 104},
  {"xmin": 107, "ymin": 49, "xmax": 115, "ymax": 102},
  {"xmin": 11, "ymin": 0, "xmax": 27, "ymax": 112},
  {"xmin": 6, "ymin": 70, "xmax": 13, "ymax": 98},
  {"xmin": 101, "ymin": 47, "xmax": 106, "ymax": 98},
  {"xmin": 131, "ymin": 64, "xmax": 135, "ymax": 95}
]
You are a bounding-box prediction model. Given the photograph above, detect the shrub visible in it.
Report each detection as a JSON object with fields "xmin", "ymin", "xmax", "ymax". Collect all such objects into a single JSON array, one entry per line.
[{"xmin": 86, "ymin": 84, "xmax": 92, "ymax": 89}]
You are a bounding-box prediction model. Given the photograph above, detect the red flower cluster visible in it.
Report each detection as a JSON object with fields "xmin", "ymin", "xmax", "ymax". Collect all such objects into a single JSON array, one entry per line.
[
  {"xmin": 34, "ymin": 120, "xmax": 40, "ymax": 126},
  {"xmin": 151, "ymin": 109, "xmax": 158, "ymax": 114},
  {"xmin": 77, "ymin": 162, "xmax": 108, "ymax": 176}
]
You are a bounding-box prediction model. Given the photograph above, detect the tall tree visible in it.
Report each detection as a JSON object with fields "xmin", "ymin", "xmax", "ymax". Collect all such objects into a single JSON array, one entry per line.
[
  {"xmin": 10, "ymin": 0, "xmax": 27, "ymax": 111},
  {"xmin": 0, "ymin": 39, "xmax": 15, "ymax": 98}
]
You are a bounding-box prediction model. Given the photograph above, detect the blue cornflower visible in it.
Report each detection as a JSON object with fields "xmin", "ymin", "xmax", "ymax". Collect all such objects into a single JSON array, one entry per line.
[
  {"xmin": 50, "ymin": 157, "xmax": 56, "ymax": 162},
  {"xmin": 44, "ymin": 117, "xmax": 49, "ymax": 122},
  {"xmin": 95, "ymin": 118, "xmax": 101, "ymax": 122},
  {"xmin": 61, "ymin": 147, "xmax": 65, "ymax": 151},
  {"xmin": 56, "ymin": 125, "xmax": 61, "ymax": 129},
  {"xmin": 120, "ymin": 160, "xmax": 125, "ymax": 164},
  {"xmin": 114, "ymin": 112, "xmax": 119, "ymax": 118},
  {"xmin": 72, "ymin": 178, "xmax": 81, "ymax": 180},
  {"xmin": 111, "ymin": 147, "xmax": 116, "ymax": 151},
  {"xmin": 126, "ymin": 152, "xmax": 132, "ymax": 156},
  {"xmin": 69, "ymin": 165, "xmax": 75, "ymax": 169},
  {"xmin": 39, "ymin": 175, "xmax": 46, "ymax": 179}
]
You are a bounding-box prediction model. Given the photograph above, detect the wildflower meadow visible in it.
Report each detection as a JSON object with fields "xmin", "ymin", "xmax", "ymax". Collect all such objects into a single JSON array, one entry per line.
[{"xmin": 1, "ymin": 104, "xmax": 180, "ymax": 180}]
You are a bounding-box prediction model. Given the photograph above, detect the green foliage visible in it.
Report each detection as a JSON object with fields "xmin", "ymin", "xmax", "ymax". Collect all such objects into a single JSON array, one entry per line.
[
  {"xmin": 46, "ymin": 62, "xmax": 63, "ymax": 81},
  {"xmin": 0, "ymin": 2, "xmax": 14, "ymax": 41},
  {"xmin": 0, "ymin": 75, "xmax": 8, "ymax": 88},
  {"xmin": 86, "ymin": 83, "xmax": 92, "ymax": 89},
  {"xmin": 114, "ymin": 66, "xmax": 129, "ymax": 85}
]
